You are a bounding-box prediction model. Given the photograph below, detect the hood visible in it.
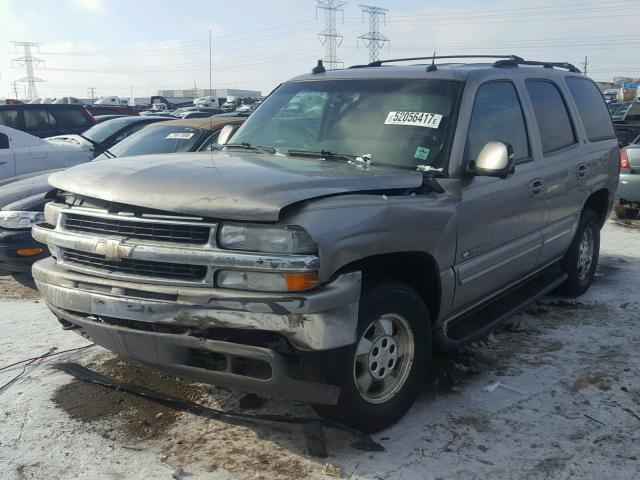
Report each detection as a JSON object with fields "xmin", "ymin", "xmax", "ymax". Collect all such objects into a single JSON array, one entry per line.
[
  {"xmin": 48, "ymin": 152, "xmax": 423, "ymax": 221},
  {"xmin": 47, "ymin": 134, "xmax": 93, "ymax": 150},
  {"xmin": 0, "ymin": 170, "xmax": 59, "ymax": 210}
]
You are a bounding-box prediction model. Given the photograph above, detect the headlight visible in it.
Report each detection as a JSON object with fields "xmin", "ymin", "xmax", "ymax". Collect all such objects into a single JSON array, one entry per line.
[
  {"xmin": 0, "ymin": 211, "xmax": 45, "ymax": 230},
  {"xmin": 218, "ymin": 223, "xmax": 317, "ymax": 254}
]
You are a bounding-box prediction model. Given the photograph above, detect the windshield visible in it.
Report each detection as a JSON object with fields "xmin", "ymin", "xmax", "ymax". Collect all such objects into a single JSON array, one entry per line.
[
  {"xmin": 612, "ymin": 102, "xmax": 633, "ymax": 119},
  {"xmin": 231, "ymin": 79, "xmax": 461, "ymax": 169},
  {"xmin": 94, "ymin": 125, "xmax": 204, "ymax": 160},
  {"xmin": 82, "ymin": 118, "xmax": 134, "ymax": 143}
]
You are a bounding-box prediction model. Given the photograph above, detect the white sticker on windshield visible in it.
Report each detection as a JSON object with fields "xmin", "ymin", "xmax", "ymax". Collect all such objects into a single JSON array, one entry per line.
[
  {"xmin": 165, "ymin": 132, "xmax": 195, "ymax": 139},
  {"xmin": 384, "ymin": 111, "xmax": 442, "ymax": 129}
]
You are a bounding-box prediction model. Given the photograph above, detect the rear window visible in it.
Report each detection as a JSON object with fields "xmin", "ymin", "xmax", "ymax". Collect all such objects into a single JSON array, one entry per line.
[
  {"xmin": 565, "ymin": 77, "xmax": 615, "ymax": 141},
  {"xmin": 53, "ymin": 108, "xmax": 92, "ymax": 127},
  {"xmin": 526, "ymin": 80, "xmax": 576, "ymax": 154}
]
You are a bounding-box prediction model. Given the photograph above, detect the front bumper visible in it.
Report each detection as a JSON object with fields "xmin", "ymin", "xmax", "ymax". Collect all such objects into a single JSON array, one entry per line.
[
  {"xmin": 0, "ymin": 229, "xmax": 48, "ymax": 273},
  {"xmin": 617, "ymin": 172, "xmax": 640, "ymax": 203},
  {"xmin": 33, "ymin": 257, "xmax": 361, "ymax": 351},
  {"xmin": 47, "ymin": 302, "xmax": 341, "ymax": 404}
]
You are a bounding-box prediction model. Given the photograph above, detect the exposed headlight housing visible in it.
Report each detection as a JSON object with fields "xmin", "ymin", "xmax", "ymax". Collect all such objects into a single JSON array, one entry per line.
[
  {"xmin": 218, "ymin": 223, "xmax": 317, "ymax": 254},
  {"xmin": 0, "ymin": 211, "xmax": 45, "ymax": 230}
]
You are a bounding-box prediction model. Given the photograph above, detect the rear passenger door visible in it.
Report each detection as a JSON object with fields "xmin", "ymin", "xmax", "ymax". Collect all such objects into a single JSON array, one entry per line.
[
  {"xmin": 524, "ymin": 80, "xmax": 586, "ymax": 265},
  {"xmin": 453, "ymin": 80, "xmax": 546, "ymax": 312}
]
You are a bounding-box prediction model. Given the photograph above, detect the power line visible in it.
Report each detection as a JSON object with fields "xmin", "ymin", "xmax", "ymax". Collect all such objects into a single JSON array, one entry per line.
[
  {"xmin": 358, "ymin": 5, "xmax": 389, "ymax": 63},
  {"xmin": 316, "ymin": 0, "xmax": 346, "ymax": 70},
  {"xmin": 12, "ymin": 41, "xmax": 45, "ymax": 99}
]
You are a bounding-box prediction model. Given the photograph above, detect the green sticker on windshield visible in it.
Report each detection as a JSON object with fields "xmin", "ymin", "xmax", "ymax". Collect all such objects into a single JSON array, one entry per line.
[{"xmin": 414, "ymin": 146, "xmax": 430, "ymax": 161}]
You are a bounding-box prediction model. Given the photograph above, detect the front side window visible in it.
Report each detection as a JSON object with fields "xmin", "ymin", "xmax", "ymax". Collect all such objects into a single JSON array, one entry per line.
[
  {"xmin": 231, "ymin": 79, "xmax": 462, "ymax": 169},
  {"xmin": 526, "ymin": 80, "xmax": 576, "ymax": 154},
  {"xmin": 465, "ymin": 81, "xmax": 530, "ymax": 163},
  {"xmin": 0, "ymin": 110, "xmax": 18, "ymax": 129}
]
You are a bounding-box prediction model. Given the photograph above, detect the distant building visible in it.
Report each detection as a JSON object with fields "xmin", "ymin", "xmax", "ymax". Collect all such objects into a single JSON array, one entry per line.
[{"xmin": 157, "ymin": 88, "xmax": 261, "ymax": 100}]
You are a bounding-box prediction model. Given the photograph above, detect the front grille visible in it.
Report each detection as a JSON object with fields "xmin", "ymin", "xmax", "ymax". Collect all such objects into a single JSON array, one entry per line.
[
  {"xmin": 64, "ymin": 213, "xmax": 210, "ymax": 245},
  {"xmin": 63, "ymin": 249, "xmax": 207, "ymax": 281}
]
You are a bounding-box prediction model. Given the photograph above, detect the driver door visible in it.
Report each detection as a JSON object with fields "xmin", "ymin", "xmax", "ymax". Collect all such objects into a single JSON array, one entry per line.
[
  {"xmin": 452, "ymin": 80, "xmax": 546, "ymax": 313},
  {"xmin": 0, "ymin": 133, "xmax": 16, "ymax": 180}
]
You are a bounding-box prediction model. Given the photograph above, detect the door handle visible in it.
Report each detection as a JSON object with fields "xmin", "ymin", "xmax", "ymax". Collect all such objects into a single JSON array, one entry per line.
[
  {"xmin": 0, "ymin": 161, "xmax": 7, "ymax": 165},
  {"xmin": 577, "ymin": 163, "xmax": 588, "ymax": 179},
  {"xmin": 530, "ymin": 179, "xmax": 545, "ymax": 197}
]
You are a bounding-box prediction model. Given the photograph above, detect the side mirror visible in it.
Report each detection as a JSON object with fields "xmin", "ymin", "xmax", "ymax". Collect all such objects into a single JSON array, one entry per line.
[
  {"xmin": 475, "ymin": 141, "xmax": 515, "ymax": 179},
  {"xmin": 0, "ymin": 133, "xmax": 9, "ymax": 150},
  {"xmin": 217, "ymin": 124, "xmax": 239, "ymax": 146}
]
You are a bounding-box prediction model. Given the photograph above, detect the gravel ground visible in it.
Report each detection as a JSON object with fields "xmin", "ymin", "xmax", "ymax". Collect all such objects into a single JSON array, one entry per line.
[{"xmin": 1, "ymin": 219, "xmax": 639, "ymax": 480}]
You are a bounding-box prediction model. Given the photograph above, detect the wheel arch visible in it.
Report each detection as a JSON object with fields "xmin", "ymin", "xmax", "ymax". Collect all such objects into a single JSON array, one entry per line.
[
  {"xmin": 334, "ymin": 251, "xmax": 441, "ymax": 322},
  {"xmin": 583, "ymin": 188, "xmax": 610, "ymax": 227}
]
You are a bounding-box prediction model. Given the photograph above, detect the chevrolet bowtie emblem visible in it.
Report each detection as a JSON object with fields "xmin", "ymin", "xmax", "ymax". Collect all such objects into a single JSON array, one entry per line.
[{"xmin": 94, "ymin": 238, "xmax": 133, "ymax": 262}]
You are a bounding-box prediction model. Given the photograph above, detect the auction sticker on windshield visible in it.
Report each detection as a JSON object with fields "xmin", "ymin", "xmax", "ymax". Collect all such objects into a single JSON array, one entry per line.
[
  {"xmin": 385, "ymin": 111, "xmax": 442, "ymax": 129},
  {"xmin": 166, "ymin": 132, "xmax": 195, "ymax": 139}
]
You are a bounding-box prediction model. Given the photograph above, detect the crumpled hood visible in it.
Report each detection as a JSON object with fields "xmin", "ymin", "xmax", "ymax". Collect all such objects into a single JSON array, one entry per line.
[{"xmin": 48, "ymin": 151, "xmax": 423, "ymax": 221}]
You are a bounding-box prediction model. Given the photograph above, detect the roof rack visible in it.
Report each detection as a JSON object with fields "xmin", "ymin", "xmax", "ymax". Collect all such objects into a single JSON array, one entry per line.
[
  {"xmin": 348, "ymin": 54, "xmax": 581, "ymax": 74},
  {"xmin": 493, "ymin": 58, "xmax": 581, "ymax": 73},
  {"xmin": 349, "ymin": 55, "xmax": 524, "ymax": 68}
]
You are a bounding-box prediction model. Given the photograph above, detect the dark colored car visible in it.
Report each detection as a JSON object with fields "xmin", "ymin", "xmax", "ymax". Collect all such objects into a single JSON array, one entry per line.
[
  {"xmin": 0, "ymin": 116, "xmax": 245, "ymax": 273},
  {"xmin": 0, "ymin": 104, "xmax": 95, "ymax": 138},
  {"xmin": 84, "ymin": 104, "xmax": 139, "ymax": 116},
  {"xmin": 94, "ymin": 115, "xmax": 129, "ymax": 123},
  {"xmin": 612, "ymin": 102, "xmax": 640, "ymax": 145},
  {"xmin": 47, "ymin": 116, "xmax": 173, "ymax": 156}
]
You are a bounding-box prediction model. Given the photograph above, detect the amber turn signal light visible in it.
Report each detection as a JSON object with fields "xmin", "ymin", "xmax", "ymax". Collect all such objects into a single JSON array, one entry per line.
[
  {"xmin": 285, "ymin": 272, "xmax": 319, "ymax": 291},
  {"xmin": 16, "ymin": 247, "xmax": 43, "ymax": 257}
]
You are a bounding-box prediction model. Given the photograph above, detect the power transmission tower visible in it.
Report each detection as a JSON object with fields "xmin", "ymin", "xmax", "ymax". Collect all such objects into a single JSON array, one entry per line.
[
  {"xmin": 358, "ymin": 5, "xmax": 389, "ymax": 64},
  {"xmin": 12, "ymin": 41, "xmax": 45, "ymax": 99},
  {"xmin": 316, "ymin": 0, "xmax": 346, "ymax": 70},
  {"xmin": 87, "ymin": 87, "xmax": 97, "ymax": 102},
  {"xmin": 13, "ymin": 81, "xmax": 19, "ymax": 100}
]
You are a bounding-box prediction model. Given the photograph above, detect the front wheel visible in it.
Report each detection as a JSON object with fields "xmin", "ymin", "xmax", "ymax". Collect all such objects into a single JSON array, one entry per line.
[
  {"xmin": 312, "ymin": 280, "xmax": 431, "ymax": 433},
  {"xmin": 555, "ymin": 209, "xmax": 600, "ymax": 297}
]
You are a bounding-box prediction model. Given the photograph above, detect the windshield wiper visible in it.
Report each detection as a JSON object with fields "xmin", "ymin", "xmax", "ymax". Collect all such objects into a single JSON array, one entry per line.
[
  {"xmin": 287, "ymin": 149, "xmax": 355, "ymax": 162},
  {"xmin": 77, "ymin": 134, "xmax": 117, "ymax": 159},
  {"xmin": 223, "ymin": 142, "xmax": 276, "ymax": 154}
]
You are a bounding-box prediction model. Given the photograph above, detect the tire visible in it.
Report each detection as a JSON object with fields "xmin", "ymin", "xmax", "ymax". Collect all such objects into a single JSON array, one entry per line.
[
  {"xmin": 614, "ymin": 199, "xmax": 639, "ymax": 219},
  {"xmin": 312, "ymin": 280, "xmax": 431, "ymax": 433},
  {"xmin": 555, "ymin": 209, "xmax": 600, "ymax": 297}
]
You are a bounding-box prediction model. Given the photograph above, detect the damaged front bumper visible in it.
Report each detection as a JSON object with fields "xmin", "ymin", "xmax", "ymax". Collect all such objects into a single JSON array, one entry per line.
[{"xmin": 33, "ymin": 257, "xmax": 361, "ymax": 351}]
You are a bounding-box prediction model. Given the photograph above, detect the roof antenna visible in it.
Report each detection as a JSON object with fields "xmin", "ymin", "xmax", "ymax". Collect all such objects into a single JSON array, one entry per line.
[
  {"xmin": 426, "ymin": 51, "xmax": 437, "ymax": 72},
  {"xmin": 312, "ymin": 59, "xmax": 326, "ymax": 74}
]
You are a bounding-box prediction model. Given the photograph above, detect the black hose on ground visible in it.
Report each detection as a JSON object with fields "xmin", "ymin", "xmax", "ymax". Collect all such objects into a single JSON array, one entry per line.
[{"xmin": 55, "ymin": 362, "xmax": 384, "ymax": 457}]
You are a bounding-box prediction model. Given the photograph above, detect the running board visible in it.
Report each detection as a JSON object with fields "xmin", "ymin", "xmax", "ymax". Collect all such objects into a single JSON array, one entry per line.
[{"xmin": 434, "ymin": 268, "xmax": 568, "ymax": 351}]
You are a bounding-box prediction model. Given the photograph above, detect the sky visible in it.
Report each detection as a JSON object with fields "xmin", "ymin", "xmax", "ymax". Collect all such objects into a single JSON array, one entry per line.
[{"xmin": 0, "ymin": 0, "xmax": 638, "ymax": 100}]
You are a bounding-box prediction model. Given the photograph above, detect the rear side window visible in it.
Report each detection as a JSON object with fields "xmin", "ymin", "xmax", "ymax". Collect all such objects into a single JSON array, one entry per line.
[
  {"xmin": 24, "ymin": 109, "xmax": 55, "ymax": 130},
  {"xmin": 54, "ymin": 108, "xmax": 92, "ymax": 127},
  {"xmin": 465, "ymin": 81, "xmax": 530, "ymax": 162},
  {"xmin": 526, "ymin": 81, "xmax": 576, "ymax": 154},
  {"xmin": 565, "ymin": 77, "xmax": 615, "ymax": 141},
  {"xmin": 0, "ymin": 110, "xmax": 18, "ymax": 129}
]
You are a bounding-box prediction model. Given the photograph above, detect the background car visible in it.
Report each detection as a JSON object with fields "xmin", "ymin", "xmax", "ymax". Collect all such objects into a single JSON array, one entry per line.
[
  {"xmin": 0, "ymin": 116, "xmax": 245, "ymax": 273},
  {"xmin": 616, "ymin": 142, "xmax": 640, "ymax": 219},
  {"xmin": 47, "ymin": 116, "xmax": 173, "ymax": 157},
  {"xmin": 0, "ymin": 103, "xmax": 95, "ymax": 138},
  {"xmin": 93, "ymin": 116, "xmax": 246, "ymax": 159},
  {"xmin": 0, "ymin": 125, "xmax": 93, "ymax": 181}
]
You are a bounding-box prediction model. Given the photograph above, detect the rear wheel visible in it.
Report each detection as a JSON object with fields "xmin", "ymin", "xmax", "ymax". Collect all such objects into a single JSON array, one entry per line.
[
  {"xmin": 555, "ymin": 209, "xmax": 600, "ymax": 297},
  {"xmin": 312, "ymin": 280, "xmax": 430, "ymax": 433},
  {"xmin": 614, "ymin": 199, "xmax": 639, "ymax": 219}
]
